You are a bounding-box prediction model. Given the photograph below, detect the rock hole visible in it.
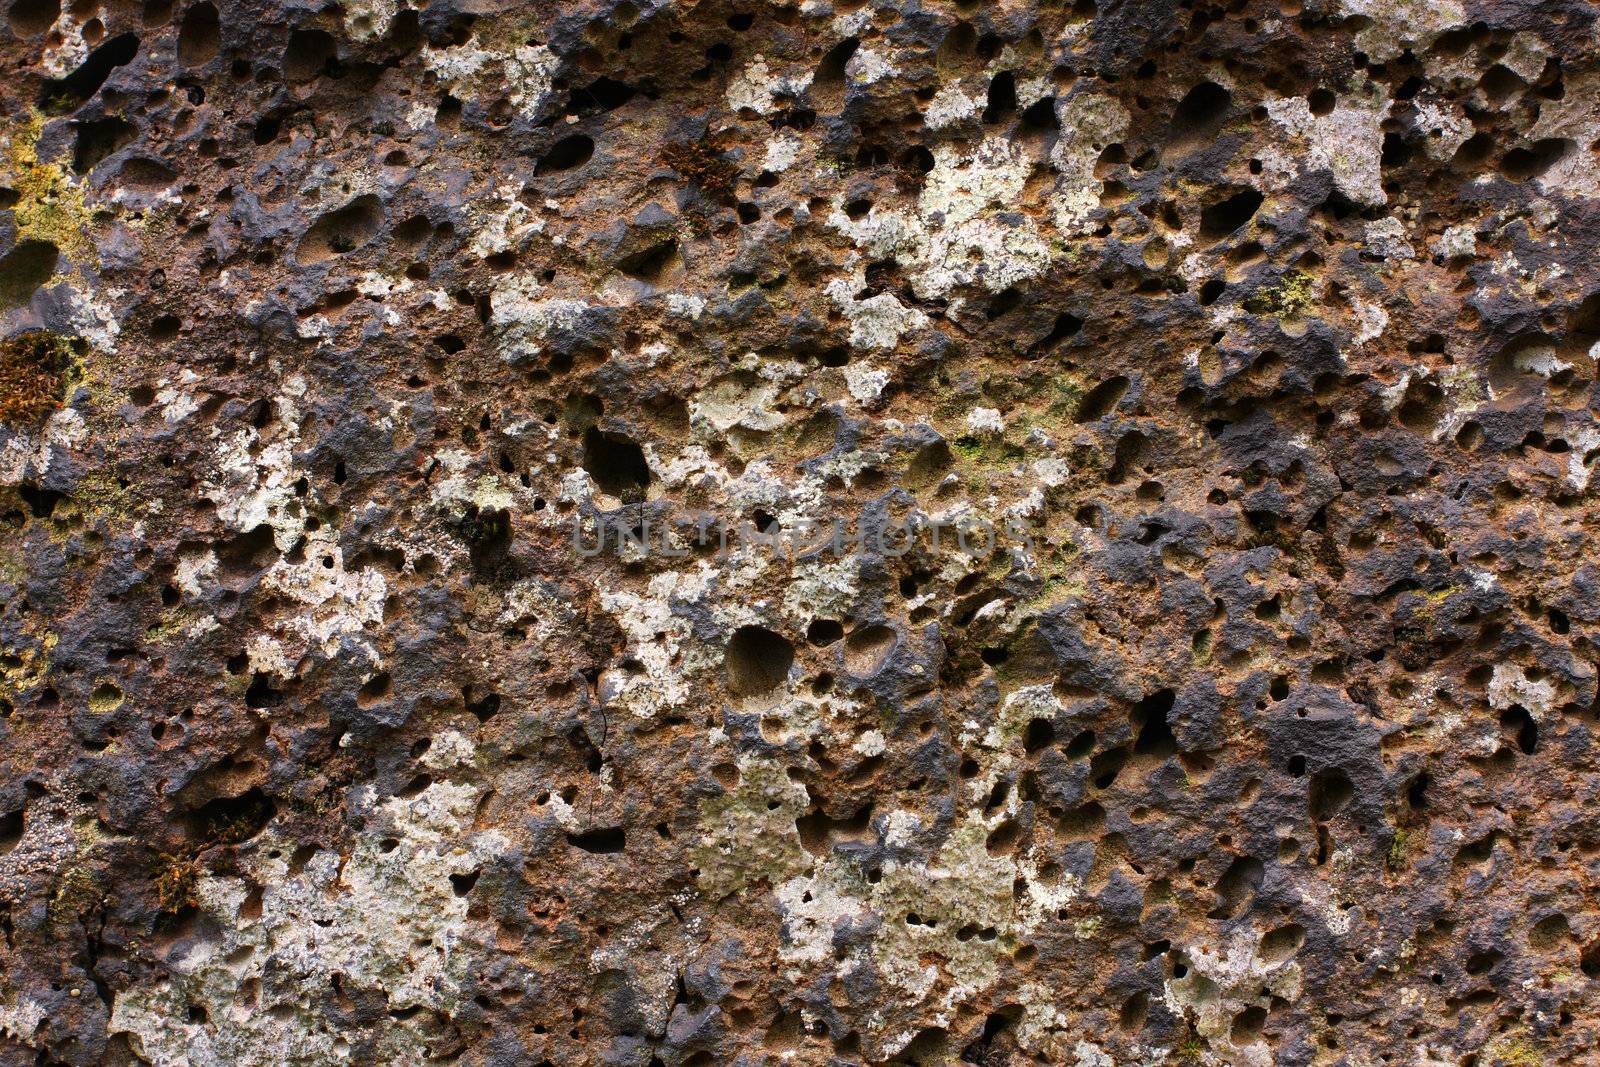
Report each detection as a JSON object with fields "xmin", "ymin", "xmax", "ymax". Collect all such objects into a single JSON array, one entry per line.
[
  {"xmin": 1209, "ymin": 855, "xmax": 1263, "ymax": 919},
  {"xmin": 1021, "ymin": 95, "xmax": 1058, "ymax": 131},
  {"xmin": 982, "ymin": 71, "xmax": 1016, "ymax": 124},
  {"xmin": 985, "ymin": 286, "xmax": 1021, "ymax": 319},
  {"xmin": 1075, "ymin": 375, "xmax": 1129, "ymax": 422},
  {"xmin": 984, "ymin": 818, "xmax": 1021, "ymax": 855},
  {"xmin": 811, "ymin": 37, "xmax": 858, "ymax": 113},
  {"xmin": 1500, "ymin": 706, "xmax": 1537, "ymax": 755},
  {"xmin": 1090, "ymin": 746, "xmax": 1128, "ymax": 789},
  {"xmin": 1200, "ymin": 189, "xmax": 1263, "ymax": 241},
  {"xmin": 581, "ymin": 427, "xmax": 650, "ymax": 498},
  {"xmin": 187, "ymin": 787, "xmax": 276, "ymax": 844},
  {"xmin": 7, "ymin": 0, "xmax": 56, "ymax": 35},
  {"xmin": 0, "ymin": 242, "xmax": 59, "ymax": 311},
  {"xmin": 1059, "ymin": 801, "xmax": 1104, "ymax": 837},
  {"xmin": 806, "ymin": 619, "xmax": 843, "ymax": 645},
  {"xmin": 177, "ymin": 3, "xmax": 218, "ymax": 67},
  {"xmin": 1500, "ymin": 138, "xmax": 1572, "ymax": 182},
  {"xmin": 243, "ymin": 672, "xmax": 283, "ymax": 708},
  {"xmin": 565, "ymin": 827, "xmax": 626, "ymax": 853},
  {"xmin": 39, "ymin": 31, "xmax": 139, "ymax": 109},
  {"xmin": 843, "ymin": 624, "xmax": 895, "ymax": 676},
  {"xmin": 1023, "ymin": 717, "xmax": 1054, "ymax": 753},
  {"xmin": 618, "ymin": 239, "xmax": 680, "ymax": 282},
  {"xmin": 297, "ymin": 194, "xmax": 382, "ymax": 263},
  {"xmin": 395, "ymin": 773, "xmax": 431, "ymax": 798},
  {"xmin": 283, "ymin": 28, "xmax": 335, "ymax": 82},
  {"xmin": 1308, "ymin": 767, "xmax": 1353, "ymax": 821},
  {"xmin": 119, "ymin": 157, "xmax": 177, "ymax": 189},
  {"xmin": 1260, "ymin": 922, "xmax": 1304, "ymax": 962},
  {"xmin": 1230, "ymin": 1005, "xmax": 1267, "ymax": 1045},
  {"xmin": 1119, "ymin": 991, "xmax": 1148, "ymax": 1031},
  {"xmin": 357, "ymin": 671, "xmax": 391, "ymax": 707},
  {"xmin": 0, "ymin": 807, "xmax": 22, "ymax": 854},
  {"xmin": 725, "ymin": 625, "xmax": 793, "ymax": 698},
  {"xmin": 535, "ymin": 135, "xmax": 594, "ymax": 175},
  {"xmin": 72, "ymin": 115, "xmax": 135, "ymax": 172},
  {"xmin": 466, "ymin": 689, "xmax": 501, "ymax": 722},
  {"xmin": 1132, "ymin": 689, "xmax": 1176, "ymax": 757},
  {"xmin": 1169, "ymin": 81, "xmax": 1231, "ymax": 148},
  {"xmin": 574, "ymin": 76, "xmax": 636, "ymax": 113},
  {"xmin": 1108, "ymin": 430, "xmax": 1148, "ymax": 485}
]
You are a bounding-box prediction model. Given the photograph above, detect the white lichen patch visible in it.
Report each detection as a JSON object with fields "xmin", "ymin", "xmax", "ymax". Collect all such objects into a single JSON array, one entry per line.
[
  {"xmin": 489, "ymin": 276, "xmax": 589, "ymax": 363},
  {"xmin": 1432, "ymin": 222, "xmax": 1477, "ymax": 259},
  {"xmin": 596, "ymin": 565, "xmax": 720, "ymax": 719},
  {"xmin": 845, "ymin": 47, "xmax": 897, "ymax": 85},
  {"xmin": 427, "ymin": 447, "xmax": 522, "ymax": 515},
  {"xmin": 1262, "ymin": 91, "xmax": 1392, "ymax": 207},
  {"xmin": 843, "ymin": 362, "xmax": 892, "ymax": 404},
  {"xmin": 156, "ymin": 369, "xmax": 203, "ymax": 423},
  {"xmin": 202, "ymin": 375, "xmax": 310, "ymax": 551},
  {"xmin": 0, "ymin": 407, "xmax": 86, "ymax": 486},
  {"xmin": 1335, "ymin": 0, "xmax": 1464, "ymax": 61},
  {"xmin": 725, "ymin": 55, "xmax": 814, "ymax": 115},
  {"xmin": 467, "ymin": 184, "xmax": 544, "ymax": 257},
  {"xmin": 824, "ymin": 277, "xmax": 930, "ymax": 351},
  {"xmin": 925, "ymin": 83, "xmax": 981, "ymax": 129},
  {"xmin": 966, "ymin": 407, "xmax": 1005, "ymax": 435},
  {"xmin": 61, "ymin": 282, "xmax": 123, "ymax": 353},
  {"xmin": 1411, "ymin": 93, "xmax": 1473, "ymax": 161},
  {"xmin": 829, "ymin": 136, "xmax": 1058, "ymax": 300},
  {"xmin": 111, "ymin": 782, "xmax": 506, "ymax": 1067},
  {"xmin": 691, "ymin": 680, "xmax": 1091, "ymax": 1060},
  {"xmin": 422, "ymin": 38, "xmax": 560, "ymax": 118},
  {"xmin": 1050, "ymin": 92, "xmax": 1133, "ymax": 236},
  {"xmin": 498, "ymin": 577, "xmax": 579, "ymax": 643},
  {"xmin": 1487, "ymin": 662, "xmax": 1557, "ymax": 720},
  {"xmin": 1164, "ymin": 930, "xmax": 1304, "ymax": 1053},
  {"xmin": 802, "ymin": 807, "xmax": 1079, "ymax": 1059},
  {"xmin": 255, "ymin": 533, "xmax": 388, "ymax": 671},
  {"xmin": 691, "ymin": 756, "xmax": 812, "ymax": 899},
  {"xmin": 342, "ymin": 0, "xmax": 397, "ymax": 39},
  {"xmin": 762, "ymin": 129, "xmax": 804, "ymax": 173},
  {"xmin": 689, "ymin": 370, "xmax": 791, "ymax": 436},
  {"xmin": 1363, "ymin": 217, "xmax": 1414, "ymax": 260},
  {"xmin": 175, "ymin": 548, "xmax": 218, "ymax": 599},
  {"xmin": 782, "ymin": 557, "xmax": 860, "ymax": 623}
]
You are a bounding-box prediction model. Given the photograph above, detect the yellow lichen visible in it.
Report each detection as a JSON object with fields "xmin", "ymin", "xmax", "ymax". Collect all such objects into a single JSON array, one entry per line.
[
  {"xmin": 1485, "ymin": 1030, "xmax": 1544, "ymax": 1067},
  {"xmin": 0, "ymin": 631, "xmax": 55, "ymax": 703},
  {"xmin": 48, "ymin": 866, "xmax": 102, "ymax": 930},
  {"xmin": 4, "ymin": 113, "xmax": 96, "ymax": 263},
  {"xmin": 1387, "ymin": 828, "xmax": 1410, "ymax": 870},
  {"xmin": 1244, "ymin": 268, "xmax": 1316, "ymax": 318}
]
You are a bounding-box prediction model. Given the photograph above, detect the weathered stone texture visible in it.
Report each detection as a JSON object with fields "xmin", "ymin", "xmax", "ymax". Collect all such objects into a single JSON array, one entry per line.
[{"xmin": 1, "ymin": 0, "xmax": 1599, "ymax": 1063}]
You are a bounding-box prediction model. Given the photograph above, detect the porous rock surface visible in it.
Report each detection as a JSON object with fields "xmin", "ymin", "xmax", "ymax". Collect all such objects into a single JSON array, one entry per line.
[{"xmin": 1, "ymin": 0, "xmax": 1599, "ymax": 1063}]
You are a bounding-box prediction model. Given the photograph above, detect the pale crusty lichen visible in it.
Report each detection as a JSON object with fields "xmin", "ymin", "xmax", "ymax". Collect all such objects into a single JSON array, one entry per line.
[{"xmin": 111, "ymin": 782, "xmax": 506, "ymax": 1066}]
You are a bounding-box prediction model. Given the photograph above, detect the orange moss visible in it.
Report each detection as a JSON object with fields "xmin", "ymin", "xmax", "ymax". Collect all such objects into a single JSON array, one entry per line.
[
  {"xmin": 154, "ymin": 853, "xmax": 199, "ymax": 914},
  {"xmin": 660, "ymin": 132, "xmax": 738, "ymax": 198},
  {"xmin": 0, "ymin": 331, "xmax": 80, "ymax": 427}
]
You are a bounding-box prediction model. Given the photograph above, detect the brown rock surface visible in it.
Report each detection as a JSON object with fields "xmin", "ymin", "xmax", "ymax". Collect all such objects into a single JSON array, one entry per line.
[{"xmin": 1, "ymin": 0, "xmax": 1599, "ymax": 1064}]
